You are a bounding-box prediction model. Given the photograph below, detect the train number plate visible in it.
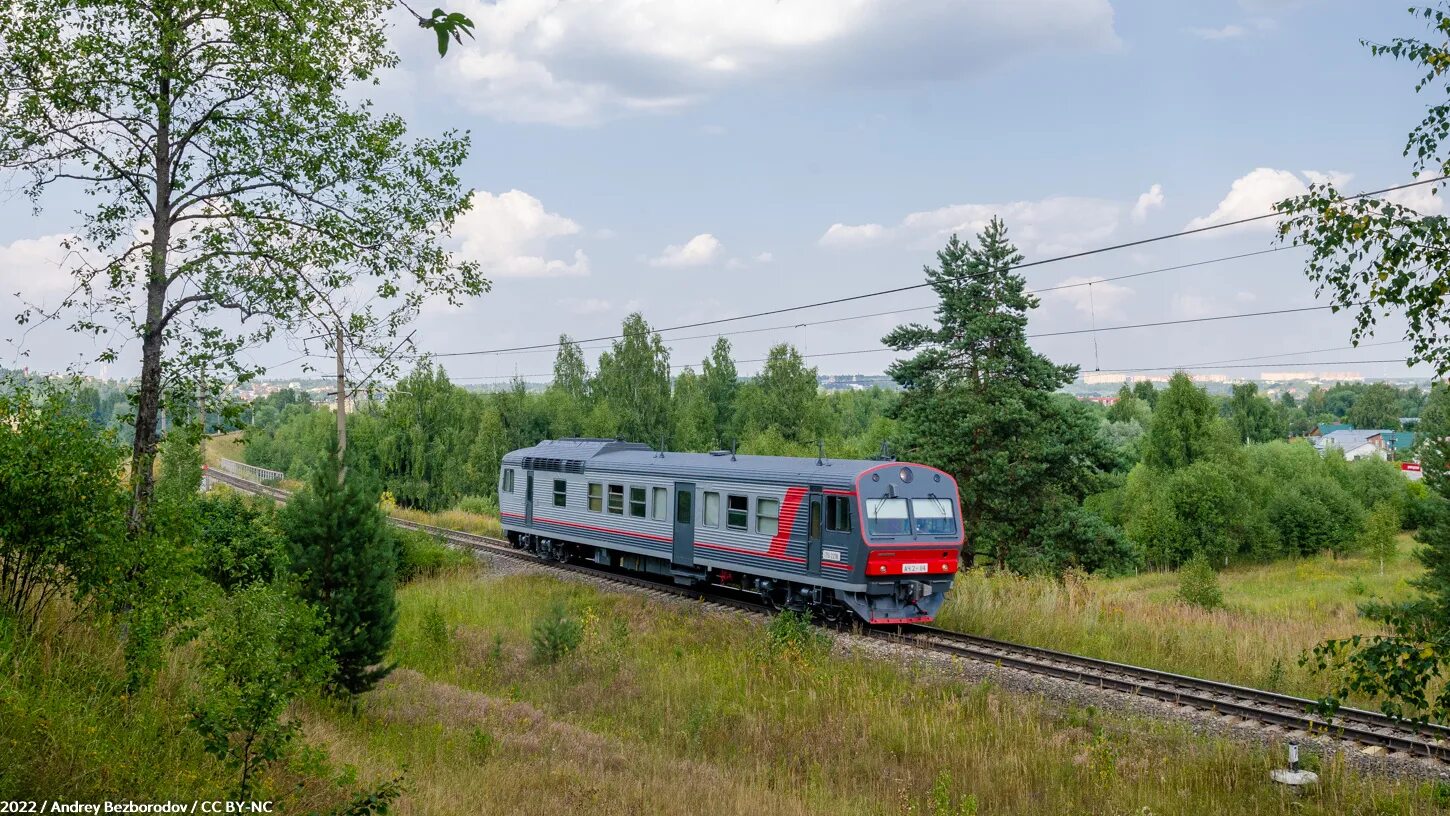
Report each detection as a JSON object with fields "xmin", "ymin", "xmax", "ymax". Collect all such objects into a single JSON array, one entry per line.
[{"xmin": 902, "ymin": 563, "xmax": 928, "ymax": 574}]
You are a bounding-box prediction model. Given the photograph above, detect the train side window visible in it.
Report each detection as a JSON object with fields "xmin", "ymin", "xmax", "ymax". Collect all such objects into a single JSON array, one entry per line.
[
  {"xmin": 809, "ymin": 499, "xmax": 822, "ymax": 539},
  {"xmin": 826, "ymin": 495, "xmax": 852, "ymax": 533},
  {"xmin": 501, "ymin": 469, "xmax": 514, "ymax": 493},
  {"xmin": 588, "ymin": 483, "xmax": 602, "ymax": 512},
  {"xmin": 553, "ymin": 479, "xmax": 567, "ymax": 507},
  {"xmin": 629, "ymin": 486, "xmax": 647, "ymax": 518},
  {"xmin": 607, "ymin": 484, "xmax": 624, "ymax": 515},
  {"xmin": 652, "ymin": 487, "xmax": 668, "ymax": 520},
  {"xmin": 726, "ymin": 495, "xmax": 748, "ymax": 531},
  {"xmin": 756, "ymin": 497, "xmax": 780, "ymax": 536},
  {"xmin": 702, "ymin": 492, "xmax": 720, "ymax": 527},
  {"xmin": 675, "ymin": 489, "xmax": 692, "ymax": 524}
]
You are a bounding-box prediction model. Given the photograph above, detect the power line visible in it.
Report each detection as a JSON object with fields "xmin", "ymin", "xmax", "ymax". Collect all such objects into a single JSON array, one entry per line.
[
  {"xmin": 431, "ymin": 176, "xmax": 1441, "ymax": 360},
  {"xmin": 410, "ymin": 245, "xmax": 1302, "ymax": 362},
  {"xmin": 437, "ymin": 301, "xmax": 1393, "ymax": 382}
]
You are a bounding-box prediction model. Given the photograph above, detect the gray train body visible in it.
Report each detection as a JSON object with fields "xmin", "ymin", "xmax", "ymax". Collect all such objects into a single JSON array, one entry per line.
[{"xmin": 499, "ymin": 438, "xmax": 964, "ymax": 624}]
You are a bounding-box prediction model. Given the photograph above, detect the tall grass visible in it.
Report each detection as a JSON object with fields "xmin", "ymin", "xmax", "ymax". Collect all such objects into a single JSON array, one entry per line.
[
  {"xmin": 298, "ymin": 570, "xmax": 1450, "ymax": 815},
  {"xmin": 936, "ymin": 536, "xmax": 1425, "ymax": 702}
]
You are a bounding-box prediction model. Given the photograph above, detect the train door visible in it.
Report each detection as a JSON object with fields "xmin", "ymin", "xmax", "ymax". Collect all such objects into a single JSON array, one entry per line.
[
  {"xmin": 672, "ymin": 481, "xmax": 695, "ymax": 566},
  {"xmin": 807, "ymin": 486, "xmax": 824, "ymax": 575},
  {"xmin": 524, "ymin": 469, "xmax": 534, "ymax": 527}
]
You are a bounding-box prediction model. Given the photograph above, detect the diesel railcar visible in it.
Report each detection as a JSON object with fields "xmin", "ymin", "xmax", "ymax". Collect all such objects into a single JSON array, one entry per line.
[{"xmin": 499, "ymin": 438, "xmax": 963, "ymax": 625}]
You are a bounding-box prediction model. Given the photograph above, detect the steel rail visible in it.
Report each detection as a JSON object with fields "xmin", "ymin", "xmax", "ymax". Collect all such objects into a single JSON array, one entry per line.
[{"xmin": 205, "ymin": 467, "xmax": 1448, "ymax": 762}]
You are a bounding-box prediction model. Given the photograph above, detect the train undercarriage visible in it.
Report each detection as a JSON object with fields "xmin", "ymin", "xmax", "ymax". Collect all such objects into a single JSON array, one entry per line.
[{"xmin": 506, "ymin": 529, "xmax": 943, "ymax": 625}]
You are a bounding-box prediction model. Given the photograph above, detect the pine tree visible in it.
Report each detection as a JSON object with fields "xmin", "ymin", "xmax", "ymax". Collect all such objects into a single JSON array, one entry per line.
[
  {"xmin": 884, "ymin": 219, "xmax": 1118, "ymax": 571},
  {"xmin": 281, "ymin": 448, "xmax": 397, "ymax": 696},
  {"xmin": 701, "ymin": 337, "xmax": 739, "ymax": 447}
]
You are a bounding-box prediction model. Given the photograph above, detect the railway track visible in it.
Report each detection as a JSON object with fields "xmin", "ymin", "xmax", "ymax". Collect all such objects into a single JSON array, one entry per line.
[{"xmin": 205, "ymin": 466, "xmax": 1450, "ymax": 764}]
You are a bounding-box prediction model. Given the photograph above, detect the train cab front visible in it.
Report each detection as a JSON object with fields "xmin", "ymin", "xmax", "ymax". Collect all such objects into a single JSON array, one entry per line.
[{"xmin": 839, "ymin": 463, "xmax": 963, "ymax": 625}]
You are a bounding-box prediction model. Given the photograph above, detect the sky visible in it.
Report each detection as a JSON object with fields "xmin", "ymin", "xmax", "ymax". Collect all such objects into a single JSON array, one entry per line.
[{"xmin": 0, "ymin": 0, "xmax": 1444, "ymax": 386}]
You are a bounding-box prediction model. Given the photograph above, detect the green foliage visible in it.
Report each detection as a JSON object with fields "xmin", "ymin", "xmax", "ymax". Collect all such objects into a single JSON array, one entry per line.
[
  {"xmin": 1125, "ymin": 459, "xmax": 1273, "ymax": 569},
  {"xmin": 671, "ymin": 367, "xmax": 717, "ymax": 452},
  {"xmin": 0, "ymin": 0, "xmax": 485, "ymax": 526},
  {"xmin": 1177, "ymin": 552, "xmax": 1223, "ymax": 611},
  {"xmin": 1348, "ymin": 383, "xmax": 1403, "ymax": 430},
  {"xmin": 1227, "ymin": 382, "xmax": 1284, "ymax": 443},
  {"xmin": 421, "ymin": 601, "xmax": 452, "ymax": 650},
  {"xmin": 415, "ymin": 7, "xmax": 476, "ymax": 56},
  {"xmin": 531, "ymin": 600, "xmax": 583, "ymax": 664},
  {"xmin": 376, "ymin": 363, "xmax": 485, "ymax": 511},
  {"xmin": 188, "ymin": 583, "xmax": 334, "ymax": 800},
  {"xmin": 0, "ymin": 384, "xmax": 127, "ymax": 634},
  {"xmin": 196, "ymin": 493, "xmax": 289, "ymax": 592},
  {"xmin": 1104, "ymin": 384, "xmax": 1151, "ymax": 426},
  {"xmin": 764, "ymin": 609, "xmax": 831, "ymax": 662},
  {"xmin": 594, "ymin": 313, "xmax": 673, "ymax": 446},
  {"xmin": 735, "ymin": 344, "xmax": 824, "ymax": 444},
  {"xmin": 1361, "ymin": 502, "xmax": 1401, "ymax": 574},
  {"xmin": 1140, "ymin": 373, "xmax": 1220, "ymax": 471},
  {"xmin": 1275, "ymin": 4, "xmax": 1450, "ymax": 375},
  {"xmin": 282, "ymin": 451, "xmax": 398, "ymax": 695},
  {"xmin": 701, "ymin": 337, "xmax": 741, "ymax": 447},
  {"xmin": 884, "ymin": 221, "xmax": 1121, "ymax": 573},
  {"xmin": 1267, "ymin": 474, "xmax": 1363, "ymax": 557},
  {"xmin": 394, "ymin": 529, "xmax": 472, "ymax": 584},
  {"xmin": 456, "ymin": 494, "xmax": 499, "ymax": 516}
]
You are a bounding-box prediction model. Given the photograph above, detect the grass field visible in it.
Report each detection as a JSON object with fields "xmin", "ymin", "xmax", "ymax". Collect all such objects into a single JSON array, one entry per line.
[
  {"xmin": 936, "ymin": 536, "xmax": 1425, "ymax": 704},
  {"xmin": 293, "ymin": 567, "xmax": 1449, "ymax": 815},
  {"xmin": 7, "ymin": 561, "xmax": 1448, "ymax": 813}
]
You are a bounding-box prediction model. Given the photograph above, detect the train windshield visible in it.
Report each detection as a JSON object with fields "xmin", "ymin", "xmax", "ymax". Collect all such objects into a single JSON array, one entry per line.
[
  {"xmin": 912, "ymin": 497, "xmax": 957, "ymax": 535},
  {"xmin": 865, "ymin": 497, "xmax": 910, "ymax": 536}
]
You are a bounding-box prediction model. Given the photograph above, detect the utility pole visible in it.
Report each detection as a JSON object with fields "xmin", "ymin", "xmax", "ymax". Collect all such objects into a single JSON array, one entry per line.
[
  {"xmin": 196, "ymin": 363, "xmax": 206, "ymax": 463},
  {"xmin": 336, "ymin": 321, "xmax": 347, "ymax": 484}
]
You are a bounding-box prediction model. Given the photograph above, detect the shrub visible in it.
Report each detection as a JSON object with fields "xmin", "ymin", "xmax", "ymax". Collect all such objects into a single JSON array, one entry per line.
[
  {"xmin": 196, "ymin": 493, "xmax": 289, "ymax": 592},
  {"xmin": 456, "ymin": 494, "xmax": 499, "ymax": 517},
  {"xmin": 1267, "ymin": 474, "xmax": 1363, "ymax": 557},
  {"xmin": 1177, "ymin": 552, "xmax": 1223, "ymax": 610},
  {"xmin": 421, "ymin": 601, "xmax": 452, "ymax": 650},
  {"xmin": 531, "ymin": 600, "xmax": 583, "ymax": 664},
  {"xmin": 189, "ymin": 584, "xmax": 334, "ymax": 799},
  {"xmin": 764, "ymin": 609, "xmax": 831, "ymax": 662},
  {"xmin": 0, "ymin": 385, "xmax": 127, "ymax": 634},
  {"xmin": 394, "ymin": 529, "xmax": 473, "ymax": 584}
]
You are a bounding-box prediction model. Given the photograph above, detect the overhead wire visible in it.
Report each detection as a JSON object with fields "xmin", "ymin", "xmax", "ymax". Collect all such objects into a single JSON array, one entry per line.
[{"xmin": 430, "ymin": 176, "xmax": 1441, "ymax": 360}]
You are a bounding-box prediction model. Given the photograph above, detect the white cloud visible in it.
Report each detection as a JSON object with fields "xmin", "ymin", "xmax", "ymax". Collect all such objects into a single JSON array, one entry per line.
[
  {"xmin": 650, "ymin": 233, "xmax": 723, "ymax": 268},
  {"xmin": 1052, "ymin": 275, "xmax": 1134, "ymax": 318},
  {"xmin": 1191, "ymin": 24, "xmax": 1246, "ymax": 40},
  {"xmin": 754, "ymin": 251, "xmax": 774, "ymax": 263},
  {"xmin": 1131, "ymin": 184, "xmax": 1164, "ymax": 223},
  {"xmin": 453, "ymin": 189, "xmax": 591, "ymax": 278},
  {"xmin": 1386, "ymin": 182, "xmax": 1446, "ymax": 215},
  {"xmin": 823, "ymin": 195, "xmax": 1123, "ymax": 256},
  {"xmin": 1186, "ymin": 167, "xmax": 1351, "ymax": 233},
  {"xmin": 563, "ymin": 297, "xmax": 614, "ymax": 315},
  {"xmin": 439, "ymin": 0, "xmax": 1119, "ymax": 125},
  {"xmin": 818, "ymin": 223, "xmax": 887, "ymax": 248},
  {"xmin": 0, "ymin": 233, "xmax": 86, "ymax": 304}
]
